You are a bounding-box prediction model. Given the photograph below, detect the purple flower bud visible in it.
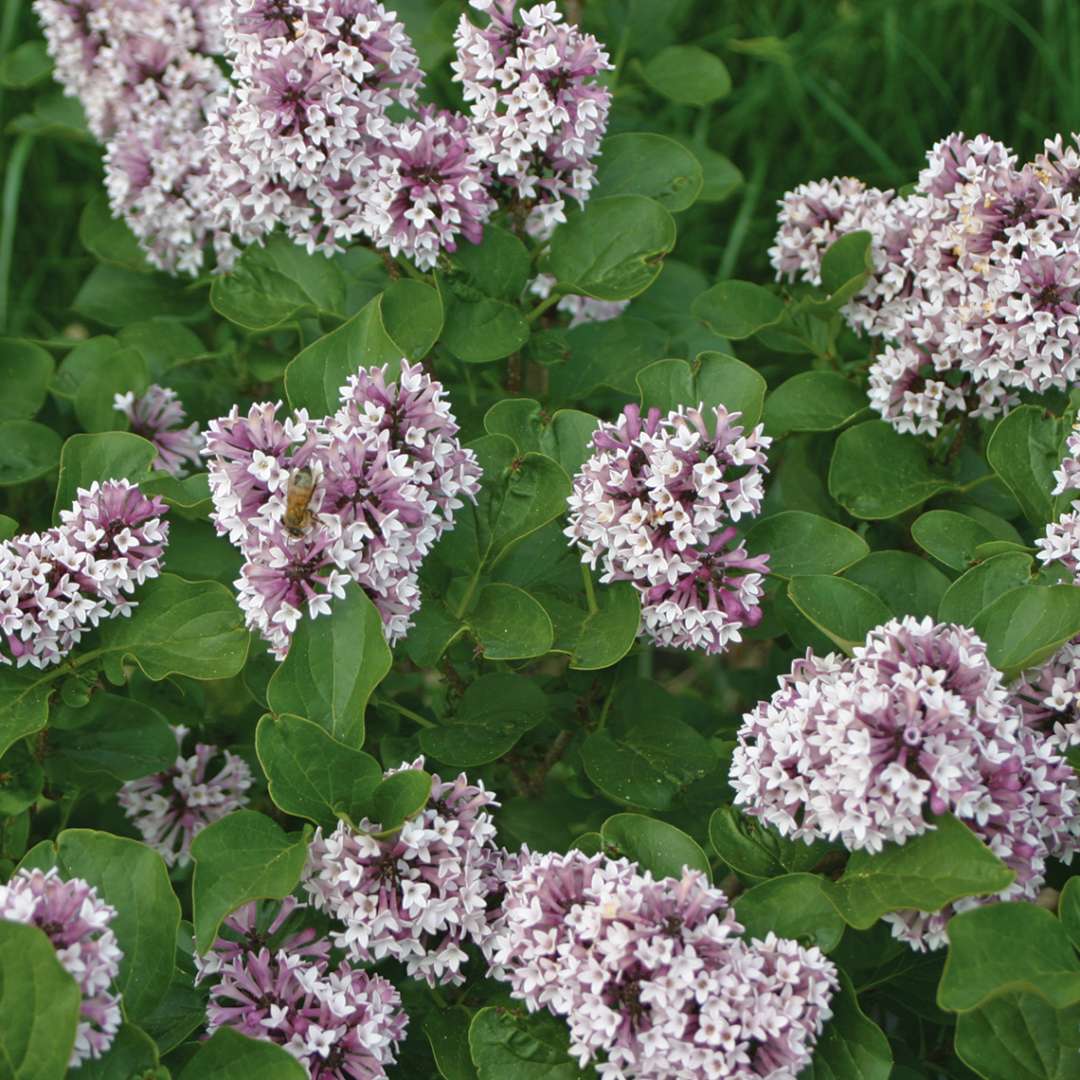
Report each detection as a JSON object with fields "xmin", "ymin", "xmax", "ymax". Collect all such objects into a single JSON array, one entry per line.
[
  {"xmin": 0, "ymin": 868, "xmax": 123, "ymax": 1066},
  {"xmin": 114, "ymin": 384, "xmax": 203, "ymax": 478}
]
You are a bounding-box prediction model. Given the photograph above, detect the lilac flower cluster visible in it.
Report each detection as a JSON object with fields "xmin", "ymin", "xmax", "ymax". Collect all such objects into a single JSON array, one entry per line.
[
  {"xmin": 771, "ymin": 132, "xmax": 1080, "ymax": 436},
  {"xmin": 114, "ymin": 384, "xmax": 203, "ymax": 477},
  {"xmin": 1011, "ymin": 639, "xmax": 1080, "ymax": 752},
  {"xmin": 1036, "ymin": 426, "xmax": 1080, "ymax": 579},
  {"xmin": 482, "ymin": 849, "xmax": 838, "ymax": 1079},
  {"xmin": 37, "ymin": 0, "xmax": 613, "ymax": 274},
  {"xmin": 204, "ymin": 362, "xmax": 480, "ymax": 658},
  {"xmin": 303, "ymin": 757, "xmax": 501, "ymax": 988},
  {"xmin": 117, "ymin": 724, "xmax": 253, "ymax": 867},
  {"xmin": 34, "ymin": 0, "xmax": 228, "ymax": 273},
  {"xmin": 730, "ymin": 616, "xmax": 1080, "ymax": 950},
  {"xmin": 565, "ymin": 403, "xmax": 772, "ymax": 654},
  {"xmin": 0, "ymin": 479, "xmax": 169, "ymax": 670},
  {"xmin": 453, "ymin": 0, "xmax": 613, "ymax": 239},
  {"xmin": 198, "ymin": 898, "xmax": 407, "ymax": 1078},
  {"xmin": 0, "ymin": 868, "xmax": 123, "ymax": 1067}
]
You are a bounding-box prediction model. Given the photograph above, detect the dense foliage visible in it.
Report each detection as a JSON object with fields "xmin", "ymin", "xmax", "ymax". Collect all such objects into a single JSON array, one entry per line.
[{"xmin": 2, "ymin": 1, "xmax": 1080, "ymax": 1078}]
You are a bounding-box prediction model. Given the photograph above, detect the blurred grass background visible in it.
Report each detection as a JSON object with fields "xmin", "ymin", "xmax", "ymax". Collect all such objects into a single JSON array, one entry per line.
[{"xmin": 3, "ymin": 0, "xmax": 1080, "ymax": 332}]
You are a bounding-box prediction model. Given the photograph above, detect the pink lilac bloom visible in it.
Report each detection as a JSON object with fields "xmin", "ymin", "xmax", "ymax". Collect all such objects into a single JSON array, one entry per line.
[
  {"xmin": 303, "ymin": 758, "xmax": 501, "ymax": 987},
  {"xmin": 483, "ymin": 849, "xmax": 838, "ymax": 1079},
  {"xmin": 1011, "ymin": 639, "xmax": 1080, "ymax": 753},
  {"xmin": 770, "ymin": 131, "xmax": 1080, "ymax": 436},
  {"xmin": 730, "ymin": 616, "xmax": 1080, "ymax": 951},
  {"xmin": 364, "ymin": 109, "xmax": 496, "ymax": 269},
  {"xmin": 0, "ymin": 480, "xmax": 169, "ymax": 670},
  {"xmin": 197, "ymin": 898, "xmax": 407, "ymax": 1078},
  {"xmin": 529, "ymin": 272, "xmax": 628, "ymax": 327},
  {"xmin": 565, "ymin": 403, "xmax": 771, "ymax": 655},
  {"xmin": 203, "ymin": 362, "xmax": 480, "ymax": 658},
  {"xmin": 1037, "ymin": 426, "xmax": 1080, "ymax": 580},
  {"xmin": 117, "ymin": 724, "xmax": 253, "ymax": 867},
  {"xmin": 0, "ymin": 868, "xmax": 123, "ymax": 1067},
  {"xmin": 114, "ymin": 384, "xmax": 203, "ymax": 477},
  {"xmin": 452, "ymin": 0, "xmax": 613, "ymax": 239}
]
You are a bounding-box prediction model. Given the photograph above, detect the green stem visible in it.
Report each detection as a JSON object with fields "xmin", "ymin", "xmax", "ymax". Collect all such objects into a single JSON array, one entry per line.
[
  {"xmin": 525, "ymin": 290, "xmax": 561, "ymax": 323},
  {"xmin": 581, "ymin": 563, "xmax": 598, "ymax": 615},
  {"xmin": 454, "ymin": 569, "xmax": 481, "ymax": 619},
  {"xmin": 376, "ymin": 696, "xmax": 435, "ymax": 729},
  {"xmin": 0, "ymin": 135, "xmax": 34, "ymax": 332},
  {"xmin": 394, "ymin": 256, "xmax": 429, "ymax": 283}
]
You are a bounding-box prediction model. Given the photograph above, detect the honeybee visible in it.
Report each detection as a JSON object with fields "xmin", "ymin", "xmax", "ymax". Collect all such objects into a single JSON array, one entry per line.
[{"xmin": 283, "ymin": 466, "xmax": 317, "ymax": 538}]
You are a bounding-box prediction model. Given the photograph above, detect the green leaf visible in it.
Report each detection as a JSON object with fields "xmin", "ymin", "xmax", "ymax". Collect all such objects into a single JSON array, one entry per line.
[
  {"xmin": 468, "ymin": 1007, "xmax": 587, "ymax": 1080},
  {"xmin": 266, "ymin": 582, "xmax": 392, "ymax": 746},
  {"xmin": 73, "ymin": 346, "xmax": 149, "ymax": 433},
  {"xmin": 0, "ymin": 668, "xmax": 54, "ymax": 759},
  {"xmin": 0, "ymin": 339, "xmax": 55, "ymax": 419},
  {"xmin": 73, "ymin": 264, "xmax": 206, "ymax": 325},
  {"xmin": 594, "ymin": 132, "xmax": 704, "ymax": 212},
  {"xmin": 763, "ymin": 371, "xmax": 867, "ymax": 437},
  {"xmin": 734, "ymin": 873, "xmax": 845, "ymax": 952},
  {"xmin": 842, "ymin": 551, "xmax": 951, "ymax": 620},
  {"xmin": 191, "ymin": 810, "xmax": 312, "ymax": 954},
  {"xmin": 440, "ymin": 285, "xmax": 530, "ymax": 364},
  {"xmin": 256, "ymin": 713, "xmax": 383, "ymax": 829},
  {"xmin": 602, "ymin": 812, "xmax": 710, "ymax": 878},
  {"xmin": 547, "ymin": 195, "xmax": 676, "ymax": 301},
  {"xmin": 1060, "ymin": 877, "xmax": 1080, "ymax": 952},
  {"xmin": 539, "ymin": 410, "xmax": 602, "ymax": 478},
  {"xmin": 829, "ymin": 420, "xmax": 954, "ymax": 519},
  {"xmin": 425, "ymin": 1007, "xmax": 479, "ymax": 1080},
  {"xmin": 51, "ymin": 336, "xmax": 121, "ymax": 399},
  {"xmin": 370, "ymin": 767, "xmax": 432, "ymax": 830},
  {"xmin": 0, "ymin": 420, "xmax": 62, "ymax": 487},
  {"xmin": 450, "ymin": 225, "xmax": 530, "ymax": 302},
  {"xmin": 78, "ymin": 193, "xmax": 151, "ymax": 273},
  {"xmin": 912, "ymin": 510, "xmax": 997, "ymax": 571},
  {"xmin": 986, "ymin": 405, "xmax": 1070, "ymax": 526},
  {"xmin": 549, "ymin": 315, "xmax": 668, "ymax": 399},
  {"xmin": 466, "ymin": 582, "xmax": 553, "ymax": 660},
  {"xmin": 787, "ymin": 575, "xmax": 892, "ymax": 653},
  {"xmin": 0, "ymin": 42, "xmax": 52, "ymax": 89},
  {"xmin": 642, "ymin": 44, "xmax": 732, "ymax": 105},
  {"xmin": 0, "ymin": 514, "xmax": 17, "ymax": 541},
  {"xmin": 972, "ymin": 584, "xmax": 1080, "ymax": 678},
  {"xmin": 938, "ymin": 902, "xmax": 1080, "ymax": 1012},
  {"xmin": 800, "ymin": 972, "xmax": 893, "ymax": 1080},
  {"xmin": 816, "ymin": 230, "xmax": 874, "ymax": 308},
  {"xmin": 540, "ymin": 576, "xmax": 641, "ymax": 670},
  {"xmin": 435, "ymin": 436, "xmax": 572, "ymax": 573},
  {"xmin": 484, "ymin": 398, "xmax": 544, "ymax": 454},
  {"xmin": 51, "ymin": 431, "xmax": 156, "ymax": 519},
  {"xmin": 691, "ymin": 280, "xmax": 785, "ymax": 340},
  {"xmin": 79, "ymin": 1022, "xmax": 160, "ymax": 1079},
  {"xmin": 581, "ymin": 697, "xmax": 716, "ymax": 812},
  {"xmin": 747, "ymin": 512, "xmax": 868, "ymax": 579},
  {"xmin": 671, "ymin": 138, "xmax": 742, "ymax": 203},
  {"xmin": 177, "ymin": 1028, "xmax": 307, "ymax": 1079},
  {"xmin": 0, "ymin": 740, "xmax": 43, "ymax": 815},
  {"xmin": 210, "ymin": 235, "xmax": 346, "ymax": 331},
  {"xmin": 419, "ymin": 673, "xmax": 549, "ymax": 767},
  {"xmin": 94, "ymin": 573, "xmax": 250, "ymax": 682},
  {"xmin": 139, "ymin": 963, "xmax": 207, "ymax": 1056},
  {"xmin": 637, "ymin": 351, "xmax": 767, "ymax": 427},
  {"xmin": 955, "ymin": 989, "xmax": 1080, "ymax": 1080},
  {"xmin": 708, "ymin": 805, "xmax": 835, "ymax": 880},
  {"xmin": 55, "ymin": 829, "xmax": 181, "ymax": 1021},
  {"xmin": 826, "ymin": 814, "xmax": 1014, "ymax": 931},
  {"xmin": 0, "ymin": 921, "xmax": 80, "ymax": 1080}
]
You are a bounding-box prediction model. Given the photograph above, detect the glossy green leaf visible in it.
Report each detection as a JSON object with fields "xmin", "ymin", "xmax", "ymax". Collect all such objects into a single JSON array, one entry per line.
[
  {"xmin": 0, "ymin": 740, "xmax": 43, "ymax": 815},
  {"xmin": 52, "ymin": 431, "xmax": 155, "ymax": 519},
  {"xmin": 763, "ymin": 370, "xmax": 868, "ymax": 437},
  {"xmin": 441, "ymin": 289, "xmax": 530, "ymax": 363},
  {"xmin": 420, "ymin": 673, "xmax": 549, "ymax": 767},
  {"xmin": 0, "ymin": 339, "xmax": 55, "ymax": 420},
  {"xmin": 912, "ymin": 510, "xmax": 997, "ymax": 571},
  {"xmin": 733, "ymin": 873, "xmax": 846, "ymax": 952},
  {"xmin": 642, "ymin": 45, "xmax": 732, "ymax": 104},
  {"xmin": 191, "ymin": 810, "xmax": 312, "ymax": 953},
  {"xmin": 0, "ymin": 921, "xmax": 80, "ymax": 1080},
  {"xmin": 1060, "ymin": 877, "xmax": 1080, "ymax": 952},
  {"xmin": 787, "ymin": 575, "xmax": 892, "ymax": 652},
  {"xmin": 602, "ymin": 812, "xmax": 710, "ymax": 878},
  {"xmin": 425, "ymin": 1007, "xmax": 479, "ymax": 1080},
  {"xmin": 937, "ymin": 552, "xmax": 1034, "ymax": 625},
  {"xmin": 547, "ymin": 195, "xmax": 676, "ymax": 301},
  {"xmin": 637, "ymin": 351, "xmax": 766, "ymax": 427},
  {"xmin": 266, "ymin": 582, "xmax": 392, "ymax": 746},
  {"xmin": 468, "ymin": 1007, "xmax": 585, "ymax": 1080},
  {"xmin": 541, "ymin": 576, "xmax": 641, "ymax": 670},
  {"xmin": 73, "ymin": 264, "xmax": 206, "ymax": 325},
  {"xmin": 708, "ymin": 805, "xmax": 836, "ymax": 880},
  {"xmin": 177, "ymin": 1027, "xmax": 307, "ymax": 1079},
  {"xmin": 0, "ymin": 420, "xmax": 62, "ymax": 487},
  {"xmin": 691, "ymin": 280, "xmax": 785, "ymax": 340},
  {"xmin": 800, "ymin": 972, "xmax": 893, "ymax": 1080},
  {"xmin": 256, "ymin": 713, "xmax": 383, "ymax": 828},
  {"xmin": 79, "ymin": 1023, "xmax": 159, "ymax": 1079},
  {"xmin": 973, "ymin": 584, "xmax": 1080, "ymax": 678},
  {"xmin": 370, "ymin": 768, "xmax": 432, "ymax": 830},
  {"xmin": 78, "ymin": 193, "xmax": 151, "ymax": 273},
  {"xmin": 549, "ymin": 316, "xmax": 668, "ymax": 399},
  {"xmin": 0, "ymin": 42, "xmax": 52, "ymax": 89},
  {"xmin": 747, "ymin": 511, "xmax": 868, "ymax": 579},
  {"xmin": 594, "ymin": 132, "xmax": 703, "ymax": 212},
  {"xmin": 73, "ymin": 345, "xmax": 148, "ymax": 433},
  {"xmin": 450, "ymin": 226, "xmax": 530, "ymax": 302},
  {"xmin": 466, "ymin": 582, "xmax": 554, "ymax": 660},
  {"xmin": 986, "ymin": 405, "xmax": 1070, "ymax": 526},
  {"xmin": 842, "ymin": 551, "xmax": 951, "ymax": 619}
]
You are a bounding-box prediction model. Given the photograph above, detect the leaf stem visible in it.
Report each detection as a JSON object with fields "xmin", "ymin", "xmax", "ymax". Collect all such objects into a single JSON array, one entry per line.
[
  {"xmin": 581, "ymin": 563, "xmax": 599, "ymax": 615},
  {"xmin": 454, "ymin": 569, "xmax": 481, "ymax": 619},
  {"xmin": 375, "ymin": 696, "xmax": 435, "ymax": 729},
  {"xmin": 0, "ymin": 135, "xmax": 34, "ymax": 331},
  {"xmin": 525, "ymin": 290, "xmax": 562, "ymax": 323}
]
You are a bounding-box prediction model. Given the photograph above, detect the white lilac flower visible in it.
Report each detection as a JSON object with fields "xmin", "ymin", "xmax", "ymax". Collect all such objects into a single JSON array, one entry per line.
[
  {"xmin": 730, "ymin": 616, "xmax": 1080, "ymax": 951},
  {"xmin": 483, "ymin": 849, "xmax": 838, "ymax": 1079},
  {"xmin": 303, "ymin": 758, "xmax": 501, "ymax": 987},
  {"xmin": 452, "ymin": 0, "xmax": 612, "ymax": 239},
  {"xmin": 114, "ymin": 384, "xmax": 203, "ymax": 477},
  {"xmin": 198, "ymin": 898, "xmax": 407, "ymax": 1078},
  {"xmin": 1011, "ymin": 639, "xmax": 1080, "ymax": 753},
  {"xmin": 529, "ymin": 273, "xmax": 628, "ymax": 327},
  {"xmin": 1037, "ymin": 425, "xmax": 1080, "ymax": 580},
  {"xmin": 117, "ymin": 724, "xmax": 253, "ymax": 867},
  {"xmin": 771, "ymin": 131, "xmax": 1080, "ymax": 435},
  {"xmin": 565, "ymin": 402, "xmax": 772, "ymax": 655},
  {"xmin": 0, "ymin": 480, "xmax": 169, "ymax": 670},
  {"xmin": 0, "ymin": 868, "xmax": 123, "ymax": 1067},
  {"xmin": 203, "ymin": 362, "xmax": 479, "ymax": 658}
]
